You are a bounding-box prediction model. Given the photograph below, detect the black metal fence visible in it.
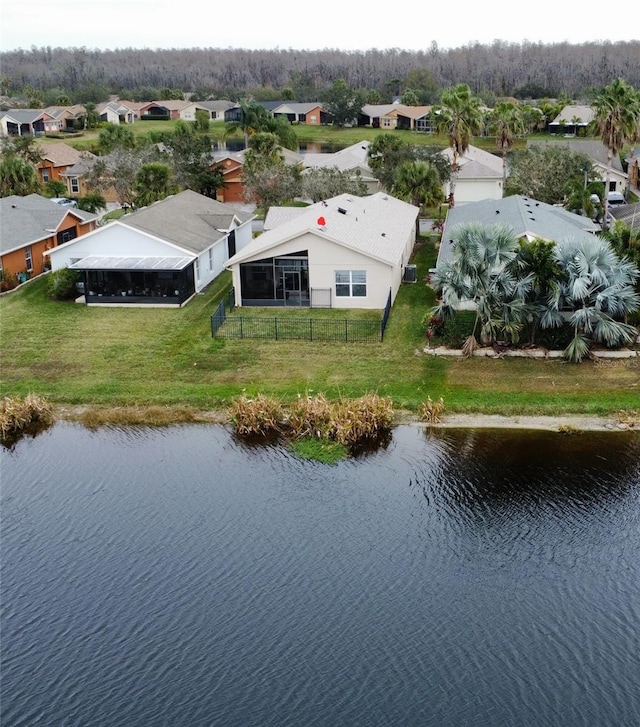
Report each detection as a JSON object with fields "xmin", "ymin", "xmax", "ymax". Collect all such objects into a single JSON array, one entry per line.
[{"xmin": 211, "ymin": 288, "xmax": 393, "ymax": 343}]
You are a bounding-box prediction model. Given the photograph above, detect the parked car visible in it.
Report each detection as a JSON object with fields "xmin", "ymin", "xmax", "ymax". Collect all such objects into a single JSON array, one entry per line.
[
  {"xmin": 50, "ymin": 197, "xmax": 77, "ymax": 207},
  {"xmin": 607, "ymin": 192, "xmax": 626, "ymax": 206}
]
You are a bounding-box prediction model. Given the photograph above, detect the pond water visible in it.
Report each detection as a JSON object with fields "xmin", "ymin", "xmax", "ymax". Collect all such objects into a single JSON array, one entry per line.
[{"xmin": 2, "ymin": 423, "xmax": 640, "ymax": 726}]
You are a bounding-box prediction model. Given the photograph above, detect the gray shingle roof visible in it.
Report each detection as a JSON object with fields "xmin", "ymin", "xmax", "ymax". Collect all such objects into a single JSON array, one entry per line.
[
  {"xmin": 120, "ymin": 190, "xmax": 254, "ymax": 254},
  {"xmin": 527, "ymin": 139, "xmax": 625, "ymax": 172},
  {"xmin": 0, "ymin": 194, "xmax": 98, "ymax": 254},
  {"xmin": 609, "ymin": 202, "xmax": 640, "ymax": 231},
  {"xmin": 437, "ymin": 195, "xmax": 599, "ymax": 266}
]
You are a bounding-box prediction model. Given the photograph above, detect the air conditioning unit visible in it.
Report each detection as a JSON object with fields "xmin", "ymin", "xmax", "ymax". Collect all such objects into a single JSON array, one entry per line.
[{"xmin": 403, "ymin": 264, "xmax": 417, "ymax": 283}]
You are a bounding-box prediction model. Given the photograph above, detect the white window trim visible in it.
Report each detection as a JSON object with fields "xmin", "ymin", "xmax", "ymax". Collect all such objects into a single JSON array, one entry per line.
[{"xmin": 335, "ymin": 270, "xmax": 367, "ymax": 298}]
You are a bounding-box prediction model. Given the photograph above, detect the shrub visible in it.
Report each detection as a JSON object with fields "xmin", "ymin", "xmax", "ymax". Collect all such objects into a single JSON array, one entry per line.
[
  {"xmin": 419, "ymin": 396, "xmax": 445, "ymax": 424},
  {"xmin": 439, "ymin": 311, "xmax": 476, "ymax": 347},
  {"xmin": 230, "ymin": 393, "xmax": 285, "ymax": 436},
  {"xmin": 0, "ymin": 394, "xmax": 55, "ymax": 442},
  {"xmin": 0, "ymin": 269, "xmax": 19, "ymax": 292},
  {"xmin": 47, "ymin": 267, "xmax": 80, "ymax": 300}
]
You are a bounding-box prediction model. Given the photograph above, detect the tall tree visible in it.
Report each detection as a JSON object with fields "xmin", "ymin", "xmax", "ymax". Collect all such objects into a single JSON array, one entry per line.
[
  {"xmin": 322, "ymin": 78, "xmax": 365, "ymax": 128},
  {"xmin": 488, "ymin": 102, "xmax": 525, "ymax": 197},
  {"xmin": 133, "ymin": 163, "xmax": 175, "ymax": 207},
  {"xmin": 300, "ymin": 167, "xmax": 367, "ymax": 203},
  {"xmin": 431, "ymin": 223, "xmax": 533, "ymax": 354},
  {"xmin": 98, "ymin": 123, "xmax": 136, "ymax": 154},
  {"xmin": 541, "ymin": 236, "xmax": 640, "ymax": 361},
  {"xmin": 434, "ymin": 84, "xmax": 483, "ymax": 206},
  {"xmin": 242, "ymin": 133, "xmax": 299, "ymax": 212},
  {"xmin": 392, "ymin": 161, "xmax": 443, "ymax": 240},
  {"xmin": 0, "ymin": 156, "xmax": 41, "ymax": 197},
  {"xmin": 591, "ymin": 79, "xmax": 640, "ymax": 230}
]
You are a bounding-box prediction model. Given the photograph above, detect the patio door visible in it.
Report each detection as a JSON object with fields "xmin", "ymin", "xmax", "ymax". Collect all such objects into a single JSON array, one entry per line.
[{"xmin": 283, "ymin": 269, "xmax": 301, "ymax": 305}]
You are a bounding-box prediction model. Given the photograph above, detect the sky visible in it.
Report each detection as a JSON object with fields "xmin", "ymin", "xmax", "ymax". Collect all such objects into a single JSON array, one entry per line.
[{"xmin": 0, "ymin": 0, "xmax": 636, "ymax": 53}]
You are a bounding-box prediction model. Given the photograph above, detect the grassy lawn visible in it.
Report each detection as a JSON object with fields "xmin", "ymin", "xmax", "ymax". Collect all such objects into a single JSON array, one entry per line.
[{"xmin": 1, "ymin": 240, "xmax": 639, "ymax": 417}]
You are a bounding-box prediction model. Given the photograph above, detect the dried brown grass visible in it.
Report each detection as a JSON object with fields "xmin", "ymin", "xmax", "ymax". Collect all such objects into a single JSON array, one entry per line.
[
  {"xmin": 229, "ymin": 393, "xmax": 285, "ymax": 436},
  {"xmin": 230, "ymin": 391, "xmax": 394, "ymax": 445},
  {"xmin": 76, "ymin": 406, "xmax": 201, "ymax": 429},
  {"xmin": 419, "ymin": 396, "xmax": 446, "ymax": 424},
  {"xmin": 0, "ymin": 394, "xmax": 55, "ymax": 440}
]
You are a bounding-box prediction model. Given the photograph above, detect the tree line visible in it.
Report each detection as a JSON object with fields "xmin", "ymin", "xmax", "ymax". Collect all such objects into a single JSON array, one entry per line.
[{"xmin": 1, "ymin": 41, "xmax": 639, "ymax": 103}]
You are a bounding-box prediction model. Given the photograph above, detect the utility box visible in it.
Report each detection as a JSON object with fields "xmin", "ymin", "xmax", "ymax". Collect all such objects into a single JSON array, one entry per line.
[{"xmin": 403, "ymin": 264, "xmax": 417, "ymax": 283}]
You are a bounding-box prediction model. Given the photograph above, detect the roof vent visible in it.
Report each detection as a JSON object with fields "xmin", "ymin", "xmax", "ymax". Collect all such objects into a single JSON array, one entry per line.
[
  {"xmin": 495, "ymin": 210, "xmax": 500, "ymax": 214},
  {"xmin": 338, "ymin": 207, "xmax": 347, "ymax": 215}
]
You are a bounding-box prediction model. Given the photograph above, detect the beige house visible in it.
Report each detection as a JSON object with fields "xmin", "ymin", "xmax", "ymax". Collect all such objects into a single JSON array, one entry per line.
[
  {"xmin": 439, "ymin": 145, "xmax": 504, "ymax": 203},
  {"xmin": 226, "ymin": 192, "xmax": 418, "ymax": 309}
]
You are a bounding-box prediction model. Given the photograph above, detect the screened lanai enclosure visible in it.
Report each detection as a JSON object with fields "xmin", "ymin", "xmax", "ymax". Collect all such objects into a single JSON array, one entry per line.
[
  {"xmin": 238, "ymin": 251, "xmax": 311, "ymax": 307},
  {"xmin": 70, "ymin": 256, "xmax": 196, "ymax": 305}
]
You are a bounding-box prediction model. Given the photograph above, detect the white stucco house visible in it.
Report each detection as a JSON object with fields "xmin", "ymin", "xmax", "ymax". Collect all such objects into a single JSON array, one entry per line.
[
  {"xmin": 226, "ymin": 192, "xmax": 419, "ymax": 310},
  {"xmin": 47, "ymin": 190, "xmax": 254, "ymax": 306},
  {"xmin": 440, "ymin": 145, "xmax": 504, "ymax": 204}
]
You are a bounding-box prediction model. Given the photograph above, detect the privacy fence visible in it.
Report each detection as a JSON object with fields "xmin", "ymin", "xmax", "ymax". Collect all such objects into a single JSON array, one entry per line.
[{"xmin": 211, "ymin": 289, "xmax": 392, "ymax": 343}]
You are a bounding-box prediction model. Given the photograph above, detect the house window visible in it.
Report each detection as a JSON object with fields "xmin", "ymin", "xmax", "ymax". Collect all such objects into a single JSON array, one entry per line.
[
  {"xmin": 70, "ymin": 178, "xmax": 80, "ymax": 193},
  {"xmin": 335, "ymin": 270, "xmax": 366, "ymax": 297},
  {"xmin": 383, "ymin": 118, "xmax": 391, "ymax": 127},
  {"xmin": 208, "ymin": 247, "xmax": 214, "ymax": 271},
  {"xmin": 42, "ymin": 169, "xmax": 50, "ymax": 182},
  {"xmin": 25, "ymin": 246, "xmax": 33, "ymax": 272}
]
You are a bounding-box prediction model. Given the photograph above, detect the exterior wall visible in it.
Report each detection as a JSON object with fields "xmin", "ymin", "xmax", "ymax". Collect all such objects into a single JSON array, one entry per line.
[
  {"xmin": 303, "ymin": 107, "xmax": 322, "ymax": 125},
  {"xmin": 231, "ymin": 231, "xmax": 398, "ymax": 310},
  {"xmin": 194, "ymin": 220, "xmax": 253, "ymax": 291},
  {"xmin": 1, "ymin": 214, "xmax": 95, "ymax": 277},
  {"xmin": 445, "ymin": 179, "xmax": 503, "ymax": 204},
  {"xmin": 593, "ymin": 164, "xmax": 628, "ymax": 194},
  {"xmin": 48, "ymin": 224, "xmax": 182, "ymax": 271},
  {"xmin": 1, "ymin": 237, "xmax": 53, "ymax": 277}
]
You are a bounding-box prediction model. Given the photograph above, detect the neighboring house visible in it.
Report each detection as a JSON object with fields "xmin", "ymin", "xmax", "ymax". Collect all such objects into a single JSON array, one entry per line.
[
  {"xmin": 395, "ymin": 106, "xmax": 433, "ymax": 132},
  {"xmin": 439, "ymin": 145, "xmax": 504, "ymax": 204},
  {"xmin": 36, "ymin": 142, "xmax": 87, "ymax": 185},
  {"xmin": 302, "ymin": 140, "xmax": 379, "ymax": 194},
  {"xmin": 226, "ymin": 192, "xmax": 419, "ymax": 310},
  {"xmin": 138, "ymin": 100, "xmax": 191, "ymax": 120},
  {"xmin": 547, "ymin": 105, "xmax": 594, "ymax": 135},
  {"xmin": 437, "ymin": 194, "xmax": 599, "ymax": 268},
  {"xmin": 0, "ymin": 194, "xmax": 98, "ymax": 278},
  {"xmin": 528, "ymin": 139, "xmax": 628, "ymax": 195},
  {"xmin": 609, "ymin": 202, "xmax": 640, "ymax": 232},
  {"xmin": 96, "ymin": 101, "xmax": 136, "ymax": 124},
  {"xmin": 59, "ymin": 152, "xmax": 106, "ymax": 199},
  {"xmin": 191, "ymin": 100, "xmax": 237, "ymax": 121},
  {"xmin": 358, "ymin": 104, "xmax": 402, "ymax": 128},
  {"xmin": 47, "ymin": 190, "xmax": 254, "ymax": 306},
  {"xmin": 42, "ymin": 105, "xmax": 86, "ymax": 132},
  {"xmin": 272, "ymin": 103, "xmax": 327, "ymax": 125},
  {"xmin": 213, "ymin": 147, "xmax": 304, "ymax": 204},
  {"xmin": 0, "ymin": 109, "xmax": 58, "ymax": 136}
]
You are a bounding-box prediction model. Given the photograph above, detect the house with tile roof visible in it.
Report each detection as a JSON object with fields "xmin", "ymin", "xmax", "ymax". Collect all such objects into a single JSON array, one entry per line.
[
  {"xmin": 437, "ymin": 195, "xmax": 599, "ymax": 268},
  {"xmin": 0, "ymin": 194, "xmax": 98, "ymax": 279},
  {"xmin": 47, "ymin": 190, "xmax": 254, "ymax": 306},
  {"xmin": 226, "ymin": 192, "xmax": 418, "ymax": 309}
]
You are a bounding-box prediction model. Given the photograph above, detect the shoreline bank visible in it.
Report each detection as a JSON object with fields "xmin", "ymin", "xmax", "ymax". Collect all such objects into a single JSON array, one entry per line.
[{"xmin": 54, "ymin": 405, "xmax": 639, "ymax": 433}]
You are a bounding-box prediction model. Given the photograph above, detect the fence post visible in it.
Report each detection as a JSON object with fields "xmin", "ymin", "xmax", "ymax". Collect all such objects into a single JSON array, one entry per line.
[
  {"xmin": 345, "ymin": 319, "xmax": 348, "ymax": 342},
  {"xmin": 310, "ymin": 318, "xmax": 313, "ymax": 342},
  {"xmin": 275, "ymin": 317, "xmax": 278, "ymax": 341}
]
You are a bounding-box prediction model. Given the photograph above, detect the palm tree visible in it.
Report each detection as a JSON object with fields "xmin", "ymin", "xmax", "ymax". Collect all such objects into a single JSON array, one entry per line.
[
  {"xmin": 430, "ymin": 223, "xmax": 533, "ymax": 355},
  {"xmin": 488, "ymin": 102, "xmax": 525, "ymax": 197},
  {"xmin": 0, "ymin": 156, "xmax": 41, "ymax": 197},
  {"xmin": 133, "ymin": 163, "xmax": 175, "ymax": 207},
  {"xmin": 434, "ymin": 84, "xmax": 484, "ymax": 206},
  {"xmin": 77, "ymin": 192, "xmax": 107, "ymax": 214},
  {"xmin": 541, "ymin": 235, "xmax": 640, "ymax": 361},
  {"xmin": 392, "ymin": 160, "xmax": 444, "ymax": 240},
  {"xmin": 591, "ymin": 79, "xmax": 640, "ymax": 231}
]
